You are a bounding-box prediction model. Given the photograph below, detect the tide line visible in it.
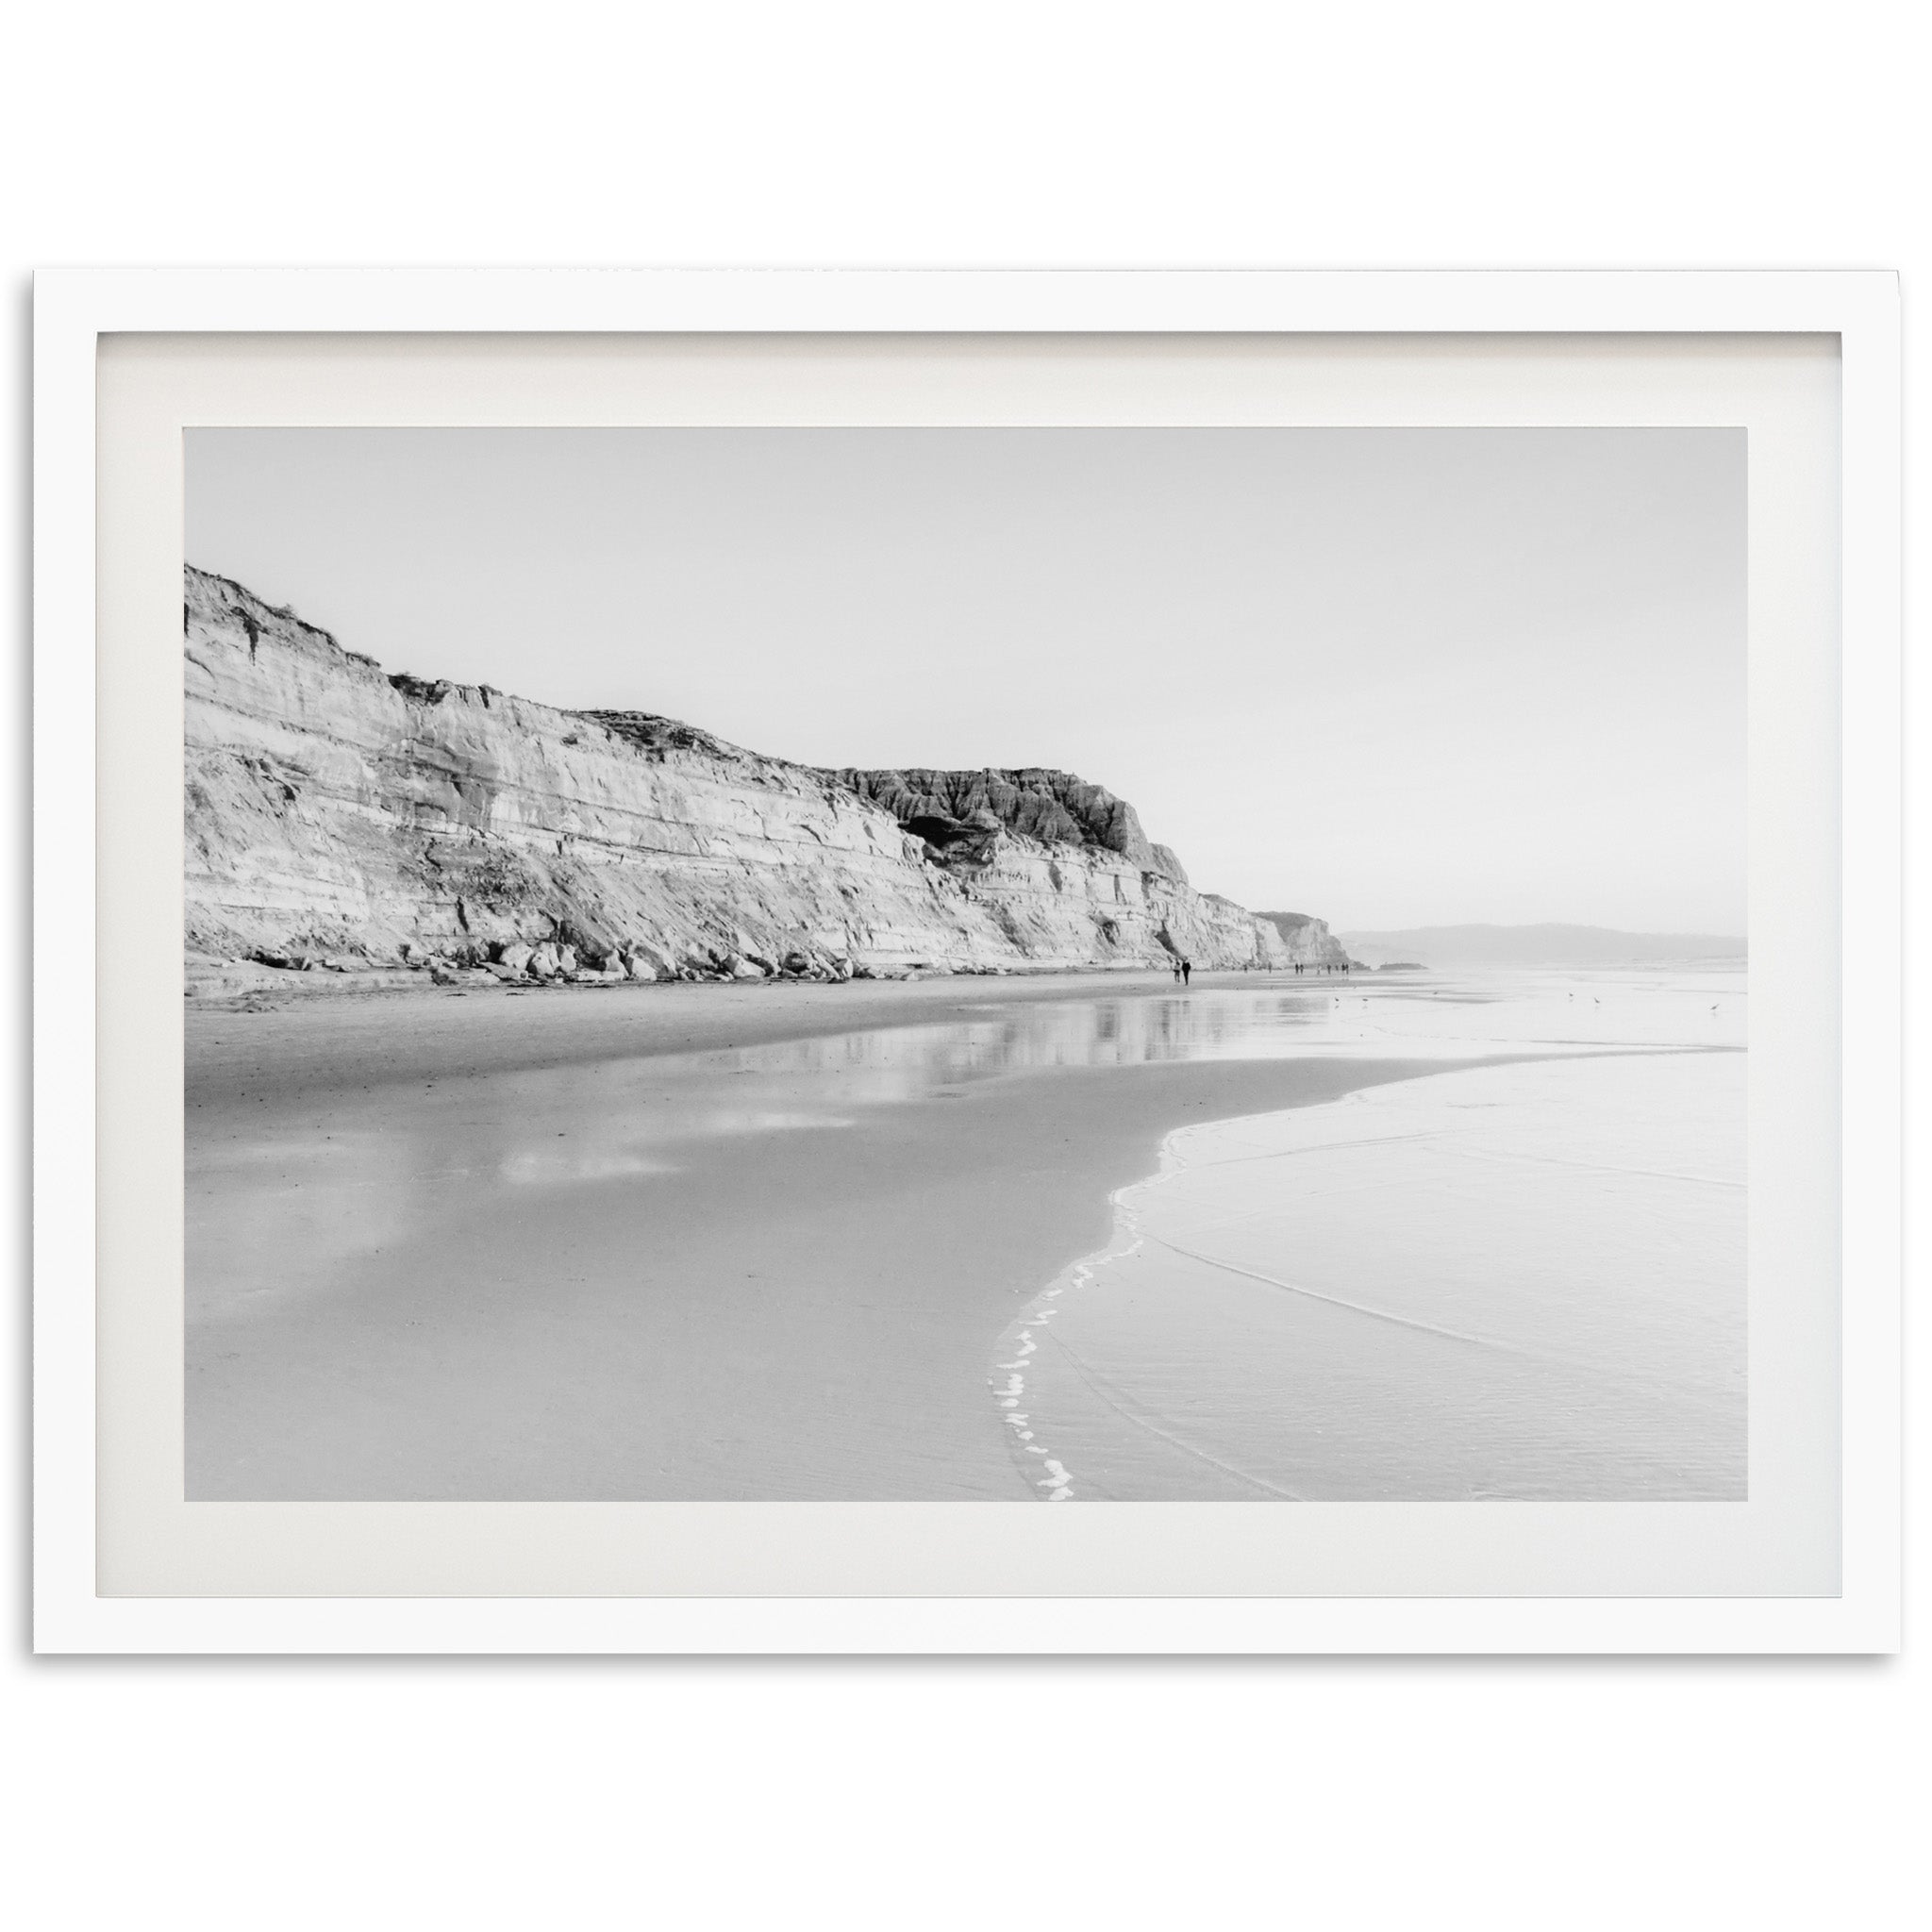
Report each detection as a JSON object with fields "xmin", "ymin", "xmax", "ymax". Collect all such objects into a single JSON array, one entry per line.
[{"xmin": 1144, "ymin": 1231, "xmax": 1521, "ymax": 1352}]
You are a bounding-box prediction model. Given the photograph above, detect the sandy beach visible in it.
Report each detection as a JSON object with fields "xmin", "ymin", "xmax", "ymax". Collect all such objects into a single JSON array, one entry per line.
[
  {"xmin": 187, "ymin": 970, "xmax": 1472, "ymax": 1499},
  {"xmin": 188, "ymin": 968, "xmax": 1285, "ymax": 1105},
  {"xmin": 188, "ymin": 966, "xmax": 1743, "ymax": 1500}
]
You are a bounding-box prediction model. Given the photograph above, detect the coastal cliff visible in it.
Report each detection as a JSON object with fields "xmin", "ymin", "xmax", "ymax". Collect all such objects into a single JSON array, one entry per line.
[
  {"xmin": 1255, "ymin": 910, "xmax": 1351, "ymax": 969},
  {"xmin": 184, "ymin": 565, "xmax": 1343, "ymax": 988}
]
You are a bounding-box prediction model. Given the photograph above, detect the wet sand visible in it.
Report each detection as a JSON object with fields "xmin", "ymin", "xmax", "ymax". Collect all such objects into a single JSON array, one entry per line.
[
  {"xmin": 187, "ymin": 968, "xmax": 1303, "ymax": 1105},
  {"xmin": 186, "ymin": 972, "xmax": 1469, "ymax": 1499}
]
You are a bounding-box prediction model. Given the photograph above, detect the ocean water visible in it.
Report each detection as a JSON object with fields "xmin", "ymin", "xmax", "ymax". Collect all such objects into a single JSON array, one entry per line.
[{"xmin": 991, "ymin": 970, "xmax": 1747, "ymax": 1500}]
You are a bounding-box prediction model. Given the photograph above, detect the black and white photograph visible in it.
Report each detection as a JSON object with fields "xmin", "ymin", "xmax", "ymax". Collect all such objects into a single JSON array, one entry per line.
[
  {"xmin": 183, "ymin": 425, "xmax": 1747, "ymax": 1504},
  {"xmin": 10, "ymin": 6, "xmax": 1920, "ymax": 1925}
]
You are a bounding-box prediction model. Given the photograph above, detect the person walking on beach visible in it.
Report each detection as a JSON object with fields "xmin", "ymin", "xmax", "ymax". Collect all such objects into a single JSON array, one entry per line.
[
  {"xmin": 1181, "ymin": 958, "xmax": 1191, "ymax": 986},
  {"xmin": 1172, "ymin": 959, "xmax": 1182, "ymax": 984}
]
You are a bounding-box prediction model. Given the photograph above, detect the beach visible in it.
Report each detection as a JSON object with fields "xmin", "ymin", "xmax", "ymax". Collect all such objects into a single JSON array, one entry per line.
[{"xmin": 186, "ymin": 967, "xmax": 1744, "ymax": 1501}]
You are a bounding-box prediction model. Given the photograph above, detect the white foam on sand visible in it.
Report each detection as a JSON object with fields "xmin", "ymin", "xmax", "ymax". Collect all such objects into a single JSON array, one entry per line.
[{"xmin": 991, "ymin": 1046, "xmax": 1746, "ymax": 1501}]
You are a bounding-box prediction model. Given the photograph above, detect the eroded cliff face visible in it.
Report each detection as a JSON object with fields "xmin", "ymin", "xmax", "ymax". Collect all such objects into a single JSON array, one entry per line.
[
  {"xmin": 1255, "ymin": 910, "xmax": 1352, "ymax": 970},
  {"xmin": 837, "ymin": 768, "xmax": 1189, "ymax": 883},
  {"xmin": 184, "ymin": 566, "xmax": 1336, "ymax": 987}
]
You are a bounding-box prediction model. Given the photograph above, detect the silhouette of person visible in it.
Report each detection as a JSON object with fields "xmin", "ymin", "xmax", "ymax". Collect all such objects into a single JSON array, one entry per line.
[
  {"xmin": 1172, "ymin": 960, "xmax": 1182, "ymax": 984},
  {"xmin": 1181, "ymin": 958, "xmax": 1191, "ymax": 986}
]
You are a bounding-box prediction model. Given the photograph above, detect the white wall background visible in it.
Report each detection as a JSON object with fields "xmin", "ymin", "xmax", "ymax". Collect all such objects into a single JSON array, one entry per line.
[{"xmin": 4, "ymin": 5, "xmax": 1922, "ymax": 1928}]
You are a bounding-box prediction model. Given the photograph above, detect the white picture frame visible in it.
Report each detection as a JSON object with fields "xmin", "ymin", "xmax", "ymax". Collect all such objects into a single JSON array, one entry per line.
[{"xmin": 34, "ymin": 269, "xmax": 1901, "ymax": 1654}]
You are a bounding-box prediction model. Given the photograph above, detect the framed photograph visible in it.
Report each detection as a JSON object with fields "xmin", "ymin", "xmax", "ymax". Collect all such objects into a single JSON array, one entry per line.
[{"xmin": 34, "ymin": 270, "xmax": 1899, "ymax": 1653}]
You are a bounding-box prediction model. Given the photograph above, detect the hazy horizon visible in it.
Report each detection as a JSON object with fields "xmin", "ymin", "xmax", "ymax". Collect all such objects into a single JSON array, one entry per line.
[
  {"xmin": 1339, "ymin": 922, "xmax": 1748, "ymax": 974},
  {"xmin": 1339, "ymin": 920, "xmax": 1748, "ymax": 941},
  {"xmin": 187, "ymin": 426, "xmax": 1745, "ymax": 932}
]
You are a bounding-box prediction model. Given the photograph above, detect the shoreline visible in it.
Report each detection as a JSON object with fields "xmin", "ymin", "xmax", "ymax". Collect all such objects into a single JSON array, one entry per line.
[
  {"xmin": 997, "ymin": 1050, "xmax": 1747, "ymax": 1502},
  {"xmin": 186, "ymin": 974, "xmax": 1481, "ymax": 1500},
  {"xmin": 186, "ymin": 965, "xmax": 1353, "ymax": 1107},
  {"xmin": 185, "ymin": 970, "xmax": 1738, "ymax": 1502}
]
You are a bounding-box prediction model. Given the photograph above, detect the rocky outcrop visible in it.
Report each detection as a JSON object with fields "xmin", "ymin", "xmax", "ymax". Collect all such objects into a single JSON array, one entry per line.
[
  {"xmin": 1254, "ymin": 911, "xmax": 1354, "ymax": 969},
  {"xmin": 184, "ymin": 565, "xmax": 1335, "ymax": 987},
  {"xmin": 837, "ymin": 768, "xmax": 1188, "ymax": 883}
]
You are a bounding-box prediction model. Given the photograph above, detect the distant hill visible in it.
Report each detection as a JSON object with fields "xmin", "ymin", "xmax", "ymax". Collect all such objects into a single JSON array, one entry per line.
[{"xmin": 1339, "ymin": 924, "xmax": 1747, "ymax": 970}]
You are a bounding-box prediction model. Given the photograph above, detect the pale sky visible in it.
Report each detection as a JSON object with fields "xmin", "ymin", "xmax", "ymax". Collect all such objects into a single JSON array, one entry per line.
[{"xmin": 186, "ymin": 427, "xmax": 1745, "ymax": 933}]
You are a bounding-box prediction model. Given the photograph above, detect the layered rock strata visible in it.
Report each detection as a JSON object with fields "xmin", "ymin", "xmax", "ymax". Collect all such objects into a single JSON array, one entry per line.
[
  {"xmin": 1254, "ymin": 910, "xmax": 1353, "ymax": 970},
  {"xmin": 837, "ymin": 768, "xmax": 1189, "ymax": 883},
  {"xmin": 184, "ymin": 566, "xmax": 1342, "ymax": 989}
]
